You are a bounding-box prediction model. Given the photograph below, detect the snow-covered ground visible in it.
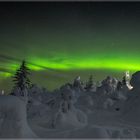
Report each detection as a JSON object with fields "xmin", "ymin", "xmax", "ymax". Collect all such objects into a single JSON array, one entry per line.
[
  {"xmin": 1, "ymin": 71, "xmax": 140, "ymax": 138},
  {"xmin": 27, "ymin": 108, "xmax": 140, "ymax": 138},
  {"xmin": 0, "ymin": 95, "xmax": 37, "ymax": 138}
]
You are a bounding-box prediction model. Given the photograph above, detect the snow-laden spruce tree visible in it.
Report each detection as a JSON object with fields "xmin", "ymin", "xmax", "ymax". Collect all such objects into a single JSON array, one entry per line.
[
  {"xmin": 12, "ymin": 60, "xmax": 30, "ymax": 98},
  {"xmin": 97, "ymin": 76, "xmax": 113, "ymax": 95},
  {"xmin": 49, "ymin": 86, "xmax": 87, "ymax": 129},
  {"xmin": 73, "ymin": 76, "xmax": 84, "ymax": 93}
]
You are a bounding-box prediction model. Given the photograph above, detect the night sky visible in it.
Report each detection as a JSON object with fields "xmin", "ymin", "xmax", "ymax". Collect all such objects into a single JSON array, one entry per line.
[{"xmin": 0, "ymin": 2, "xmax": 140, "ymax": 92}]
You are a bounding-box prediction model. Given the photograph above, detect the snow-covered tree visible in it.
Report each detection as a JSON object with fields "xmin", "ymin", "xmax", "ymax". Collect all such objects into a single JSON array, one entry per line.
[
  {"xmin": 100, "ymin": 76, "xmax": 113, "ymax": 94},
  {"xmin": 12, "ymin": 60, "xmax": 30, "ymax": 96},
  {"xmin": 60, "ymin": 86, "xmax": 74, "ymax": 113},
  {"xmin": 73, "ymin": 76, "xmax": 81, "ymax": 87},
  {"xmin": 73, "ymin": 76, "xmax": 84, "ymax": 92}
]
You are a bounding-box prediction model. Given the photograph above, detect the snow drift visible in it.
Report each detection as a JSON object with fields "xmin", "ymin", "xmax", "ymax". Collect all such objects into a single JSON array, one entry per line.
[{"xmin": 0, "ymin": 95, "xmax": 37, "ymax": 138}]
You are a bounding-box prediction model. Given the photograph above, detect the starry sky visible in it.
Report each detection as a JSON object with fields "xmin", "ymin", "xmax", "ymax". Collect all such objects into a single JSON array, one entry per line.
[{"xmin": 0, "ymin": 2, "xmax": 140, "ymax": 92}]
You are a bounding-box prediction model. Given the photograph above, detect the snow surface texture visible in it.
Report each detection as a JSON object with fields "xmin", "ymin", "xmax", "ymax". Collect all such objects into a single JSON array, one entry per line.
[
  {"xmin": 2, "ymin": 72, "xmax": 140, "ymax": 138},
  {"xmin": 0, "ymin": 95, "xmax": 37, "ymax": 138}
]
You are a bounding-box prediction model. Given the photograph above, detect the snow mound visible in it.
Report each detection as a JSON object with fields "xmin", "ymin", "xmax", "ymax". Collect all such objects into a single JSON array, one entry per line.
[
  {"xmin": 0, "ymin": 95, "xmax": 37, "ymax": 138},
  {"xmin": 103, "ymin": 98, "xmax": 115, "ymax": 109},
  {"xmin": 77, "ymin": 95, "xmax": 94, "ymax": 107},
  {"xmin": 130, "ymin": 71, "xmax": 140, "ymax": 90},
  {"xmin": 122, "ymin": 71, "xmax": 140, "ymax": 123},
  {"xmin": 122, "ymin": 93, "xmax": 140, "ymax": 123},
  {"xmin": 76, "ymin": 95, "xmax": 94, "ymax": 114},
  {"xmin": 55, "ymin": 108, "xmax": 88, "ymax": 129},
  {"xmin": 27, "ymin": 100, "xmax": 49, "ymax": 119}
]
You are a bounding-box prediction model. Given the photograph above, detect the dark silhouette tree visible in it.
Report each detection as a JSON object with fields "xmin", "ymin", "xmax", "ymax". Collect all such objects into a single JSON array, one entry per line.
[
  {"xmin": 116, "ymin": 81, "xmax": 123, "ymax": 91},
  {"xmin": 85, "ymin": 75, "xmax": 93, "ymax": 91},
  {"xmin": 122, "ymin": 76, "xmax": 126, "ymax": 86},
  {"xmin": 13, "ymin": 60, "xmax": 30, "ymax": 96}
]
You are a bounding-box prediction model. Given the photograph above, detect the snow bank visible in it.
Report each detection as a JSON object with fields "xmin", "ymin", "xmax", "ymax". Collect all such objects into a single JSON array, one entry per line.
[
  {"xmin": 77, "ymin": 95, "xmax": 94, "ymax": 107},
  {"xmin": 103, "ymin": 98, "xmax": 115, "ymax": 109},
  {"xmin": 0, "ymin": 95, "xmax": 37, "ymax": 138},
  {"xmin": 75, "ymin": 95, "xmax": 94, "ymax": 114},
  {"xmin": 121, "ymin": 71, "xmax": 140, "ymax": 123},
  {"xmin": 130, "ymin": 71, "xmax": 140, "ymax": 90},
  {"xmin": 54, "ymin": 108, "xmax": 87, "ymax": 129}
]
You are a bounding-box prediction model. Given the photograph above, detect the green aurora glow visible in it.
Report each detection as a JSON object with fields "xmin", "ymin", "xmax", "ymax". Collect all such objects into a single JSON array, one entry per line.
[{"xmin": 1, "ymin": 31, "xmax": 140, "ymax": 77}]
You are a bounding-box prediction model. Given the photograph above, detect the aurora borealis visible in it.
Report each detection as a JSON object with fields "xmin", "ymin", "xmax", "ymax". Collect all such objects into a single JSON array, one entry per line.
[{"xmin": 1, "ymin": 2, "xmax": 140, "ymax": 92}]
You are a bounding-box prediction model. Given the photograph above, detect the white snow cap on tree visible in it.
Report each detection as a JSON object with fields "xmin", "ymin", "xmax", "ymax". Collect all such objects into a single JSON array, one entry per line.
[{"xmin": 75, "ymin": 76, "xmax": 81, "ymax": 81}]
